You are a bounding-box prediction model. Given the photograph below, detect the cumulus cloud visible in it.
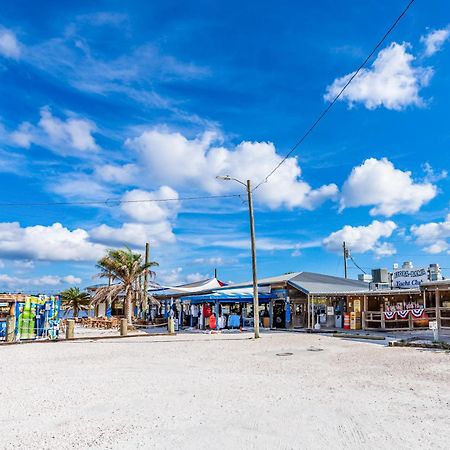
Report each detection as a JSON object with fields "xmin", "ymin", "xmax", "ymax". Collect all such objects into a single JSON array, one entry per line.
[
  {"xmin": 420, "ymin": 27, "xmax": 450, "ymax": 57},
  {"xmin": 323, "ymin": 220, "xmax": 397, "ymax": 257},
  {"xmin": 88, "ymin": 186, "xmax": 179, "ymax": 248},
  {"xmin": 0, "ymin": 222, "xmax": 105, "ymax": 261},
  {"xmin": 0, "ymin": 273, "xmax": 81, "ymax": 289},
  {"xmin": 90, "ymin": 221, "xmax": 176, "ymax": 248},
  {"xmin": 125, "ymin": 128, "xmax": 338, "ymax": 209},
  {"xmin": 0, "ymin": 26, "xmax": 21, "ymax": 59},
  {"xmin": 422, "ymin": 162, "xmax": 448, "ymax": 183},
  {"xmin": 341, "ymin": 158, "xmax": 437, "ymax": 217},
  {"xmin": 411, "ymin": 214, "xmax": 450, "ymax": 254},
  {"xmin": 10, "ymin": 107, "xmax": 98, "ymax": 155},
  {"xmin": 120, "ymin": 186, "xmax": 179, "ymax": 224},
  {"xmin": 324, "ymin": 42, "xmax": 433, "ymax": 110}
]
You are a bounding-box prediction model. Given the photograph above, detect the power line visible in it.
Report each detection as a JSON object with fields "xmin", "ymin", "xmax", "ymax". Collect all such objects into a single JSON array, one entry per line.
[
  {"xmin": 349, "ymin": 255, "xmax": 367, "ymax": 274},
  {"xmin": 253, "ymin": 0, "xmax": 417, "ymax": 192},
  {"xmin": 0, "ymin": 193, "xmax": 241, "ymax": 207}
]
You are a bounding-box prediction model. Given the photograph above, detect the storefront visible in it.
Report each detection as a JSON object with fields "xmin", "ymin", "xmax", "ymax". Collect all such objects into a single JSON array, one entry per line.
[{"xmin": 179, "ymin": 288, "xmax": 276, "ymax": 330}]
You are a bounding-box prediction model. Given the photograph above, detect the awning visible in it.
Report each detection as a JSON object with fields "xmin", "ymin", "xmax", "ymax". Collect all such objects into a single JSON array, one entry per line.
[{"xmin": 180, "ymin": 288, "xmax": 276, "ymax": 304}]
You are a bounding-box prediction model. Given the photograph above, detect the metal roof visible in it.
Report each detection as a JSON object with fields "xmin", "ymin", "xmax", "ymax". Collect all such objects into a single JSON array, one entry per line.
[
  {"xmin": 287, "ymin": 272, "xmax": 368, "ymax": 294},
  {"xmin": 421, "ymin": 279, "xmax": 450, "ymax": 287},
  {"xmin": 221, "ymin": 272, "xmax": 302, "ymax": 289}
]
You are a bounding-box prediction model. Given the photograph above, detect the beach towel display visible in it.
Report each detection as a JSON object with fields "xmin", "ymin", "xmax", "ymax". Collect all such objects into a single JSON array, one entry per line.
[{"xmin": 15, "ymin": 295, "xmax": 61, "ymax": 341}]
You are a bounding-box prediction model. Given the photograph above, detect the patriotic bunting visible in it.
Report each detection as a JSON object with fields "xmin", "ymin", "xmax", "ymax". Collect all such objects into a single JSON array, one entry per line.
[{"xmin": 384, "ymin": 309, "xmax": 425, "ymax": 320}]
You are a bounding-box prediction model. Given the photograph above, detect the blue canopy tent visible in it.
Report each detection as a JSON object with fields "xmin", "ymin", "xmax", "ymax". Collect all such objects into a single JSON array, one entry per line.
[
  {"xmin": 179, "ymin": 288, "xmax": 276, "ymax": 330},
  {"xmin": 180, "ymin": 288, "xmax": 276, "ymax": 304}
]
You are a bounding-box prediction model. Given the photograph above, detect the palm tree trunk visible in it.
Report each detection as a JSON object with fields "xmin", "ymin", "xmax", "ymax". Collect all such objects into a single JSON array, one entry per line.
[
  {"xmin": 125, "ymin": 287, "xmax": 133, "ymax": 325},
  {"xmin": 74, "ymin": 304, "xmax": 79, "ymax": 320}
]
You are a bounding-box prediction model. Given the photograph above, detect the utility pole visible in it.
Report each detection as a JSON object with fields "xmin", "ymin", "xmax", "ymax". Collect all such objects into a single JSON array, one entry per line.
[
  {"xmin": 343, "ymin": 241, "xmax": 348, "ymax": 279},
  {"xmin": 247, "ymin": 179, "xmax": 260, "ymax": 339},
  {"xmin": 143, "ymin": 242, "xmax": 149, "ymax": 320},
  {"xmin": 216, "ymin": 175, "xmax": 260, "ymax": 339}
]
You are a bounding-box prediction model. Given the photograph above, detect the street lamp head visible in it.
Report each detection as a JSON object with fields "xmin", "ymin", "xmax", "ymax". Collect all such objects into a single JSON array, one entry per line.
[{"xmin": 216, "ymin": 175, "xmax": 232, "ymax": 181}]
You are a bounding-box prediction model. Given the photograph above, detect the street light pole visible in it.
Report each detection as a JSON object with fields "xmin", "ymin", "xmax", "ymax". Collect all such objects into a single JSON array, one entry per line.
[
  {"xmin": 246, "ymin": 179, "xmax": 260, "ymax": 339},
  {"xmin": 216, "ymin": 176, "xmax": 260, "ymax": 339}
]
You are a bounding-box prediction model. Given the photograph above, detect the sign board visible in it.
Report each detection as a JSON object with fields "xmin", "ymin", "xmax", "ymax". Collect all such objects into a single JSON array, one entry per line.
[
  {"xmin": 429, "ymin": 320, "xmax": 438, "ymax": 330},
  {"xmin": 392, "ymin": 268, "xmax": 428, "ymax": 289},
  {"xmin": 0, "ymin": 302, "xmax": 9, "ymax": 307},
  {"xmin": 327, "ymin": 306, "xmax": 334, "ymax": 315}
]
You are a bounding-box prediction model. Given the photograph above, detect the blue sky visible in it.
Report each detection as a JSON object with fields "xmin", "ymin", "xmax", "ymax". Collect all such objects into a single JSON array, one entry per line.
[{"xmin": 0, "ymin": 0, "xmax": 449, "ymax": 291}]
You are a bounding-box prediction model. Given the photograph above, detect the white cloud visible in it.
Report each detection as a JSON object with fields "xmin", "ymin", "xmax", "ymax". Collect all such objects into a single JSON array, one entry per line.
[
  {"xmin": 0, "ymin": 273, "xmax": 82, "ymax": 289},
  {"xmin": 323, "ymin": 220, "xmax": 397, "ymax": 256},
  {"xmin": 209, "ymin": 237, "xmax": 319, "ymax": 252},
  {"xmin": 420, "ymin": 27, "xmax": 450, "ymax": 57},
  {"xmin": 156, "ymin": 267, "xmax": 210, "ymax": 286},
  {"xmin": 341, "ymin": 158, "xmax": 437, "ymax": 217},
  {"xmin": 10, "ymin": 107, "xmax": 98, "ymax": 155},
  {"xmin": 422, "ymin": 162, "xmax": 448, "ymax": 183},
  {"xmin": 411, "ymin": 214, "xmax": 450, "ymax": 254},
  {"xmin": 325, "ymin": 42, "xmax": 433, "ymax": 110},
  {"xmin": 185, "ymin": 272, "xmax": 209, "ymax": 283},
  {"xmin": 90, "ymin": 222, "xmax": 176, "ymax": 248},
  {"xmin": 89, "ymin": 187, "xmax": 180, "ymax": 248},
  {"xmin": 0, "ymin": 27, "xmax": 21, "ymax": 59},
  {"xmin": 125, "ymin": 128, "xmax": 338, "ymax": 210},
  {"xmin": 51, "ymin": 173, "xmax": 113, "ymax": 201},
  {"xmin": 120, "ymin": 186, "xmax": 179, "ymax": 224},
  {"xmin": 0, "ymin": 222, "xmax": 105, "ymax": 261},
  {"xmin": 63, "ymin": 275, "xmax": 82, "ymax": 284}
]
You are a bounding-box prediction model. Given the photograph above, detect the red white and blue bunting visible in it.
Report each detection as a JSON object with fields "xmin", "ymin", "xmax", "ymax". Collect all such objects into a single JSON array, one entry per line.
[{"xmin": 384, "ymin": 309, "xmax": 425, "ymax": 320}]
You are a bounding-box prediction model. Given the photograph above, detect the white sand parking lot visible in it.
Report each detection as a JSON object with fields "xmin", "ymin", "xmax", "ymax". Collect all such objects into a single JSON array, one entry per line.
[{"xmin": 1, "ymin": 332, "xmax": 449, "ymax": 449}]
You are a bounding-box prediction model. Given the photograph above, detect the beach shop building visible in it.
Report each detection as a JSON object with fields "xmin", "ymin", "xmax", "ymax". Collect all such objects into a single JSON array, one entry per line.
[
  {"xmin": 152, "ymin": 272, "xmax": 369, "ymax": 330},
  {"xmin": 153, "ymin": 272, "xmax": 450, "ymax": 332}
]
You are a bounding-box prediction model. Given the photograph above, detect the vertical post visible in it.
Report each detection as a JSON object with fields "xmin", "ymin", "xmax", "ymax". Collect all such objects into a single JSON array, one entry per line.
[
  {"xmin": 143, "ymin": 243, "xmax": 149, "ymax": 319},
  {"xmin": 66, "ymin": 319, "xmax": 75, "ymax": 339},
  {"xmin": 6, "ymin": 315, "xmax": 15, "ymax": 343},
  {"xmin": 168, "ymin": 317, "xmax": 175, "ymax": 334},
  {"xmin": 247, "ymin": 180, "xmax": 260, "ymax": 339},
  {"xmin": 435, "ymin": 289, "xmax": 441, "ymax": 330},
  {"xmin": 343, "ymin": 241, "xmax": 348, "ymax": 279},
  {"xmin": 214, "ymin": 268, "xmax": 218, "ymax": 279},
  {"xmin": 307, "ymin": 295, "xmax": 310, "ymax": 329},
  {"xmin": 269, "ymin": 300, "xmax": 273, "ymax": 329},
  {"xmin": 363, "ymin": 295, "xmax": 368, "ymax": 330},
  {"xmin": 423, "ymin": 290, "xmax": 427, "ymax": 308},
  {"xmin": 215, "ymin": 300, "xmax": 219, "ymax": 330},
  {"xmin": 120, "ymin": 318, "xmax": 128, "ymax": 336},
  {"xmin": 106, "ymin": 273, "xmax": 112, "ymax": 318}
]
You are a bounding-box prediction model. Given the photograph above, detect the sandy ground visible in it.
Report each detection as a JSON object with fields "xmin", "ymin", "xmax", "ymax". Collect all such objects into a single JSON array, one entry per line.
[{"xmin": 0, "ymin": 332, "xmax": 449, "ymax": 450}]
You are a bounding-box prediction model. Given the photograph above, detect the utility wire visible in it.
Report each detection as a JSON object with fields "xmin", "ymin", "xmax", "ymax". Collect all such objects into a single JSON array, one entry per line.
[
  {"xmin": 252, "ymin": 0, "xmax": 417, "ymax": 192},
  {"xmin": 349, "ymin": 255, "xmax": 367, "ymax": 274},
  {"xmin": 0, "ymin": 193, "xmax": 241, "ymax": 207}
]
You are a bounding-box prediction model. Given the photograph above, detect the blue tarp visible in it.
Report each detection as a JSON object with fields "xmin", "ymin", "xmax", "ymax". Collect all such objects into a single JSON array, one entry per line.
[{"xmin": 180, "ymin": 289, "xmax": 276, "ymax": 304}]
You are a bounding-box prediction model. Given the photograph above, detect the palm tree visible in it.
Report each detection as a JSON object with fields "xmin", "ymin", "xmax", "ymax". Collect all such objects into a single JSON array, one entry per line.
[
  {"xmin": 61, "ymin": 287, "xmax": 91, "ymax": 319},
  {"xmin": 93, "ymin": 248, "xmax": 158, "ymax": 325}
]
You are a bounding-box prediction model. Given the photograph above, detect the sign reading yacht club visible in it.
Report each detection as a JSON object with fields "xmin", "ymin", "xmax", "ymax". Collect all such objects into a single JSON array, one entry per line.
[{"xmin": 392, "ymin": 268, "xmax": 428, "ymax": 289}]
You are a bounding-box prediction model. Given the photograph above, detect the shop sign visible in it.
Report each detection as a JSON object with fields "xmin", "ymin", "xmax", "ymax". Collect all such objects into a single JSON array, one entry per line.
[
  {"xmin": 0, "ymin": 302, "xmax": 9, "ymax": 307},
  {"xmin": 429, "ymin": 320, "xmax": 438, "ymax": 330},
  {"xmin": 392, "ymin": 268, "xmax": 428, "ymax": 289},
  {"xmin": 327, "ymin": 306, "xmax": 334, "ymax": 315}
]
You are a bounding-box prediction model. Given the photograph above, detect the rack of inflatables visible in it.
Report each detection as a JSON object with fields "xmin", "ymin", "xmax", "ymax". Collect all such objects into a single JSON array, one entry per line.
[{"xmin": 0, "ymin": 295, "xmax": 61, "ymax": 341}]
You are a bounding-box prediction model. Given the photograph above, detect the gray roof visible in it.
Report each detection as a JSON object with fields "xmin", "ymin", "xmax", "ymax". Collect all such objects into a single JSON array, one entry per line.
[
  {"xmin": 421, "ymin": 279, "xmax": 450, "ymax": 287},
  {"xmin": 288, "ymin": 272, "xmax": 368, "ymax": 294},
  {"xmin": 222, "ymin": 271, "xmax": 367, "ymax": 294},
  {"xmin": 224, "ymin": 272, "xmax": 302, "ymax": 289}
]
